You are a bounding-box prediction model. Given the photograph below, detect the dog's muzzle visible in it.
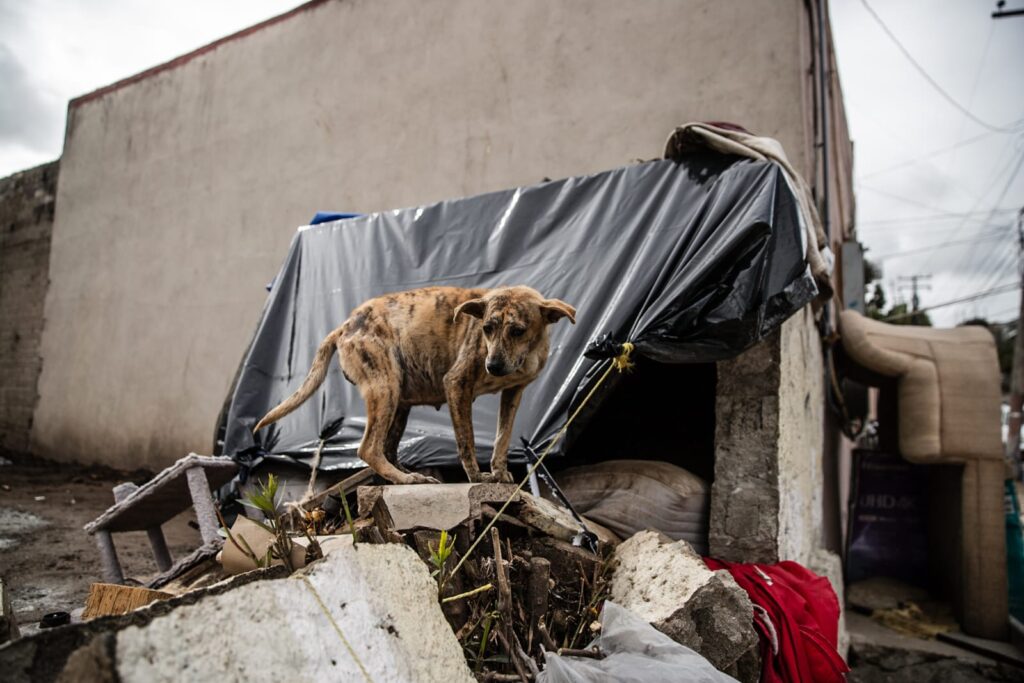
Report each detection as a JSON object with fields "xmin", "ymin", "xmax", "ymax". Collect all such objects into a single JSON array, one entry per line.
[{"xmin": 486, "ymin": 359, "xmax": 510, "ymax": 377}]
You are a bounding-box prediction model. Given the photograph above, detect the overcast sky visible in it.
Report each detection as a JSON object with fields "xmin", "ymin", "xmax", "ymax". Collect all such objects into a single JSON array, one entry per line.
[
  {"xmin": 832, "ymin": 0, "xmax": 1024, "ymax": 325},
  {"xmin": 1, "ymin": 1, "xmax": 1022, "ymax": 327}
]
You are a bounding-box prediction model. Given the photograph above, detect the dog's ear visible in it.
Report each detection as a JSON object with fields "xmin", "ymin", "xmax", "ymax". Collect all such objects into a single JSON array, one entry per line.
[
  {"xmin": 539, "ymin": 299, "xmax": 576, "ymax": 325},
  {"xmin": 454, "ymin": 298, "xmax": 486, "ymax": 321}
]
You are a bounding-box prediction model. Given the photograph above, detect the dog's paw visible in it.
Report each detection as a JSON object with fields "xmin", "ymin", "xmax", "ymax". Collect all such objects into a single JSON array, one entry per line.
[
  {"xmin": 479, "ymin": 470, "xmax": 514, "ymax": 484},
  {"xmin": 404, "ymin": 472, "xmax": 441, "ymax": 485}
]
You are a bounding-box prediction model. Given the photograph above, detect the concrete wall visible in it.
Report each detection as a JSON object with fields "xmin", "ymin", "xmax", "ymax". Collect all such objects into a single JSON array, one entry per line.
[
  {"xmin": 710, "ymin": 326, "xmax": 783, "ymax": 564},
  {"xmin": 0, "ymin": 161, "xmax": 57, "ymax": 453},
  {"xmin": 33, "ymin": 0, "xmax": 820, "ymax": 469},
  {"xmin": 711, "ymin": 308, "xmax": 847, "ymax": 653},
  {"xmin": 777, "ymin": 305, "xmax": 826, "ymax": 564},
  {"xmin": 710, "ymin": 307, "xmax": 826, "ymax": 565}
]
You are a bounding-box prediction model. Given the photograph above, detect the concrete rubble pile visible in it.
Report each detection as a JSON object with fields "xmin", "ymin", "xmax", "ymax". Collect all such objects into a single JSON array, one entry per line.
[
  {"xmin": 0, "ymin": 478, "xmax": 762, "ymax": 682},
  {"xmin": 610, "ymin": 530, "xmax": 761, "ymax": 681}
]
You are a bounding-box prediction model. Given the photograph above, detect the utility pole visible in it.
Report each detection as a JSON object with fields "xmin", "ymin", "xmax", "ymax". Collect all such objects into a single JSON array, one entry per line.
[
  {"xmin": 898, "ymin": 274, "xmax": 932, "ymax": 322},
  {"xmin": 1006, "ymin": 207, "xmax": 1024, "ymax": 477}
]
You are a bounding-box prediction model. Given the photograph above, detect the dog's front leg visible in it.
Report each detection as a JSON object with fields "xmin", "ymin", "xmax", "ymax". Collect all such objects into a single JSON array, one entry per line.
[
  {"xmin": 443, "ymin": 373, "xmax": 484, "ymax": 483},
  {"xmin": 488, "ymin": 385, "xmax": 523, "ymax": 483}
]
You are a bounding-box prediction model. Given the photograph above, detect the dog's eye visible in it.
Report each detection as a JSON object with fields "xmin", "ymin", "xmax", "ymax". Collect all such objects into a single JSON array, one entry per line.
[
  {"xmin": 483, "ymin": 323, "xmax": 495, "ymax": 335},
  {"xmin": 509, "ymin": 326, "xmax": 526, "ymax": 338}
]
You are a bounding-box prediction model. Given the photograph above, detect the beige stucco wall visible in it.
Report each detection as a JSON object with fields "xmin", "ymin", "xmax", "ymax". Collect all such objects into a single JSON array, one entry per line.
[{"xmin": 33, "ymin": 0, "xmax": 816, "ymax": 469}]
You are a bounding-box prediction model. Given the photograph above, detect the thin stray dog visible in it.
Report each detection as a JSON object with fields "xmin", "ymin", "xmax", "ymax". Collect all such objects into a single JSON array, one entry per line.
[{"xmin": 253, "ymin": 285, "xmax": 576, "ymax": 485}]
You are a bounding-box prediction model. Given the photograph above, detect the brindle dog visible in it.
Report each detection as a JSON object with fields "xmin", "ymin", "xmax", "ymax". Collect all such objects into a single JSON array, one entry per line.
[{"xmin": 253, "ymin": 285, "xmax": 576, "ymax": 484}]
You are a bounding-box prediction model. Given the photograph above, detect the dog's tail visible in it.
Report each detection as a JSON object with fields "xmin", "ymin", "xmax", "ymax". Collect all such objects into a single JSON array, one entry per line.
[{"xmin": 253, "ymin": 333, "xmax": 339, "ymax": 433}]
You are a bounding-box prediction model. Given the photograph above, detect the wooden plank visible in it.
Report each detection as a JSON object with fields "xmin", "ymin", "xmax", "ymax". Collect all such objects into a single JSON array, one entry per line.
[
  {"xmin": 303, "ymin": 466, "xmax": 376, "ymax": 511},
  {"xmin": 82, "ymin": 583, "xmax": 173, "ymax": 619}
]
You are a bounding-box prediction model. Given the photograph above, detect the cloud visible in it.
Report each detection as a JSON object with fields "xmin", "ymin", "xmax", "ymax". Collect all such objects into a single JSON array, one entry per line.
[
  {"xmin": 0, "ymin": 44, "xmax": 63, "ymax": 154},
  {"xmin": 832, "ymin": 0, "xmax": 1024, "ymax": 325}
]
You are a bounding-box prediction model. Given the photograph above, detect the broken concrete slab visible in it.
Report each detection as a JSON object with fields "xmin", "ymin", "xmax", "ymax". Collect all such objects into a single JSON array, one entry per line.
[
  {"xmin": 111, "ymin": 543, "xmax": 474, "ymax": 682},
  {"xmin": 357, "ymin": 482, "xmax": 519, "ymax": 531},
  {"xmin": 0, "ymin": 565, "xmax": 289, "ymax": 683},
  {"xmin": 610, "ymin": 530, "xmax": 759, "ymax": 681},
  {"xmin": 55, "ymin": 633, "xmax": 116, "ymax": 683}
]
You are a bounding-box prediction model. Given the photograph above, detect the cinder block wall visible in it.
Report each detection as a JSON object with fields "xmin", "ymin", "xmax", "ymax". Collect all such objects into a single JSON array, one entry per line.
[{"xmin": 0, "ymin": 161, "xmax": 58, "ymax": 452}]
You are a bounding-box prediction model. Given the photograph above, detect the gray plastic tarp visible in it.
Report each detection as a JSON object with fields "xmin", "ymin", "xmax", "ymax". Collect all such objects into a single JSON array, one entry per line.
[{"xmin": 220, "ymin": 152, "xmax": 817, "ymax": 470}]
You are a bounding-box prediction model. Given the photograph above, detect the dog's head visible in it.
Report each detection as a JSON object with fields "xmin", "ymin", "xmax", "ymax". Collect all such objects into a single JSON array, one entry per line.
[{"xmin": 454, "ymin": 286, "xmax": 576, "ymax": 377}]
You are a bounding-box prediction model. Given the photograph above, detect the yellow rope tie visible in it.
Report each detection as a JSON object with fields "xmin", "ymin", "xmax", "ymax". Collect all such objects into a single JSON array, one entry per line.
[
  {"xmin": 441, "ymin": 342, "xmax": 635, "ymax": 590},
  {"xmin": 300, "ymin": 574, "xmax": 374, "ymax": 683}
]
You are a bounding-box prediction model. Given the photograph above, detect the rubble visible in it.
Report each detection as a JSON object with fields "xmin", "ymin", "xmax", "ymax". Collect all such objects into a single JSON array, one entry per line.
[
  {"xmin": 7, "ymin": 545, "xmax": 472, "ymax": 682},
  {"xmin": 355, "ymin": 483, "xmax": 616, "ymax": 680},
  {"xmin": 609, "ymin": 530, "xmax": 759, "ymax": 680},
  {"xmin": 5, "ymin": 461, "xmax": 772, "ymax": 682},
  {"xmin": 113, "ymin": 544, "xmax": 473, "ymax": 682},
  {"xmin": 0, "ymin": 566, "xmax": 290, "ymax": 683}
]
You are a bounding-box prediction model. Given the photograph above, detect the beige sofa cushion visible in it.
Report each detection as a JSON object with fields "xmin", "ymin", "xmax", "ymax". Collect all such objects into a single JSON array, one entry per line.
[{"xmin": 839, "ymin": 310, "xmax": 1002, "ymax": 463}]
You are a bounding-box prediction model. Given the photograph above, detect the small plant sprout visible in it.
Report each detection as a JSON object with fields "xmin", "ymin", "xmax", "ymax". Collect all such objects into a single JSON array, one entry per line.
[
  {"xmin": 240, "ymin": 473, "xmax": 282, "ymax": 520},
  {"xmin": 429, "ymin": 529, "xmax": 456, "ymax": 580}
]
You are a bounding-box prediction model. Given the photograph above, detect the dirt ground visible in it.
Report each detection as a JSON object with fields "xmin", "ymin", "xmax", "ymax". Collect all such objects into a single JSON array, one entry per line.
[{"xmin": 0, "ymin": 450, "xmax": 201, "ymax": 635}]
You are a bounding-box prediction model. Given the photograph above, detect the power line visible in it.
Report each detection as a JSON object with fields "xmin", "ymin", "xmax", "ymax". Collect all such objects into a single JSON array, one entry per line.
[
  {"xmin": 859, "ymin": 212, "xmax": 1016, "ymax": 230},
  {"xmin": 975, "ymin": 247, "xmax": 1019, "ymax": 298},
  {"xmin": 947, "ymin": 150, "xmax": 1024, "ymax": 274},
  {"xmin": 858, "ymin": 0, "xmax": 1023, "ymax": 133},
  {"xmin": 857, "ymin": 130, "xmax": 1004, "ymax": 180},
  {"xmin": 954, "ymin": 20, "xmax": 996, "ymax": 152},
  {"xmin": 872, "ymin": 225, "xmax": 1012, "ymax": 261},
  {"xmin": 882, "ymin": 282, "xmax": 1019, "ymax": 322},
  {"xmin": 856, "ymin": 183, "xmax": 970, "ymax": 214}
]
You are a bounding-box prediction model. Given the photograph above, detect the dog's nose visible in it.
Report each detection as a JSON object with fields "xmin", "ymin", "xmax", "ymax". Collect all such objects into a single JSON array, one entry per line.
[{"xmin": 486, "ymin": 360, "xmax": 508, "ymax": 376}]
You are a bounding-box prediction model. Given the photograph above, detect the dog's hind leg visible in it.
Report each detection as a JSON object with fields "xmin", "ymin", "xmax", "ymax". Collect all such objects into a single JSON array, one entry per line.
[
  {"xmin": 383, "ymin": 404, "xmax": 411, "ymax": 473},
  {"xmin": 359, "ymin": 388, "xmax": 438, "ymax": 485}
]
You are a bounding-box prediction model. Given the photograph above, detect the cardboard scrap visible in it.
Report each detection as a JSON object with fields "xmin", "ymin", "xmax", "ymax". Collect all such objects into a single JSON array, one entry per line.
[{"xmin": 218, "ymin": 514, "xmax": 352, "ymax": 575}]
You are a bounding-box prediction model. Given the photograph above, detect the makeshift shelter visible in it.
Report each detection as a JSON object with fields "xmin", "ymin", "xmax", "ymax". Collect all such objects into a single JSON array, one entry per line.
[{"xmin": 218, "ymin": 147, "xmax": 820, "ymax": 472}]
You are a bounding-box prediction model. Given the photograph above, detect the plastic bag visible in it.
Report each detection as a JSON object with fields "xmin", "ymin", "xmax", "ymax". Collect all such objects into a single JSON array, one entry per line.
[{"xmin": 538, "ymin": 601, "xmax": 739, "ymax": 683}]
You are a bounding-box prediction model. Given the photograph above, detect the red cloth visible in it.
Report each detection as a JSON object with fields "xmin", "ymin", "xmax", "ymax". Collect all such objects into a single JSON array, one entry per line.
[{"xmin": 704, "ymin": 557, "xmax": 849, "ymax": 683}]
